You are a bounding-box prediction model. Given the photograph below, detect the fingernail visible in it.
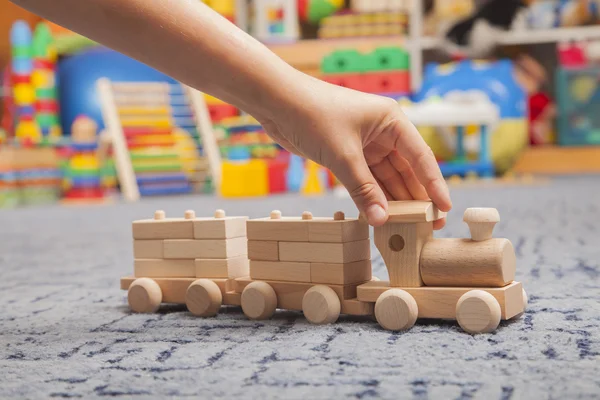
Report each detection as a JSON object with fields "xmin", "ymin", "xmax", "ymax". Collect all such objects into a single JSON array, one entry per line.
[{"xmin": 366, "ymin": 204, "xmax": 386, "ymax": 226}]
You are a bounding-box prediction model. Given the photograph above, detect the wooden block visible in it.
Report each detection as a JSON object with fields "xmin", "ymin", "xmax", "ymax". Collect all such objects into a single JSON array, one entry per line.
[
  {"xmin": 420, "ymin": 238, "xmax": 516, "ymax": 287},
  {"xmin": 311, "ymin": 260, "xmax": 372, "ymax": 285},
  {"xmin": 248, "ymin": 240, "xmax": 279, "ymax": 261},
  {"xmin": 341, "ymin": 298, "xmax": 374, "ymax": 316},
  {"xmin": 193, "ymin": 216, "xmax": 248, "ymax": 239},
  {"xmin": 356, "ymin": 280, "xmax": 524, "ymax": 320},
  {"xmin": 247, "ymin": 217, "xmax": 309, "ymax": 242},
  {"xmin": 386, "ymin": 200, "xmax": 445, "ymax": 223},
  {"xmin": 133, "ymin": 240, "xmax": 164, "ymax": 258},
  {"xmin": 234, "ymin": 277, "xmax": 360, "ymax": 311},
  {"xmin": 223, "ymin": 291, "xmax": 242, "ymax": 306},
  {"xmin": 195, "ymin": 256, "xmax": 249, "ymax": 279},
  {"xmin": 250, "ymin": 260, "xmax": 311, "ymax": 282},
  {"xmin": 307, "ymin": 218, "xmax": 369, "ymax": 243},
  {"xmin": 134, "ymin": 259, "xmax": 196, "ymax": 278},
  {"xmin": 374, "ymin": 222, "xmax": 431, "ymax": 287},
  {"xmin": 132, "ymin": 211, "xmax": 194, "ymax": 239},
  {"xmin": 163, "ymin": 237, "xmax": 247, "ymax": 259},
  {"xmin": 278, "ymin": 240, "xmax": 370, "ymax": 263}
]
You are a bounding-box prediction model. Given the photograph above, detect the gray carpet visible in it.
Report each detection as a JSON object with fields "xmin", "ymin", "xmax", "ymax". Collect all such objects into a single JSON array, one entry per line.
[{"xmin": 1, "ymin": 177, "xmax": 599, "ymax": 399}]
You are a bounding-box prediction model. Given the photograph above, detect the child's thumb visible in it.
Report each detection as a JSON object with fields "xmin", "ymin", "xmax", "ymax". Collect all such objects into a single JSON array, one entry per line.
[{"xmin": 333, "ymin": 156, "xmax": 388, "ymax": 227}]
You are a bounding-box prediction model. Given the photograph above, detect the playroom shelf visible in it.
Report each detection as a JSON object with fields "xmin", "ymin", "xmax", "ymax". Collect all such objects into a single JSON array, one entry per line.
[{"xmin": 420, "ymin": 26, "xmax": 600, "ymax": 50}]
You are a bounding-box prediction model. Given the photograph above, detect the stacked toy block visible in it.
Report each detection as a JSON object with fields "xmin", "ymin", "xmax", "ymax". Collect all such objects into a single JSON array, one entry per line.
[
  {"xmin": 321, "ymin": 47, "xmax": 410, "ymax": 97},
  {"xmin": 318, "ymin": 11, "xmax": 406, "ymax": 39},
  {"xmin": 247, "ymin": 211, "xmax": 371, "ymax": 285},
  {"xmin": 132, "ymin": 210, "xmax": 249, "ymax": 282},
  {"xmin": 0, "ymin": 148, "xmax": 19, "ymax": 208},
  {"xmin": 204, "ymin": 94, "xmax": 239, "ymax": 123}
]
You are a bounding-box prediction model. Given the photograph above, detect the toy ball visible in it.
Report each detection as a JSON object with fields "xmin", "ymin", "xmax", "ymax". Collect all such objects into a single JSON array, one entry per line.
[
  {"xmin": 298, "ymin": 0, "xmax": 344, "ymax": 23},
  {"xmin": 13, "ymin": 83, "xmax": 36, "ymax": 105}
]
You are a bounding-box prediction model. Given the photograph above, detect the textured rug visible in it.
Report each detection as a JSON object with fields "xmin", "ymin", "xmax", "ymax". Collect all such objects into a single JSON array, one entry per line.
[{"xmin": 1, "ymin": 177, "xmax": 599, "ymax": 399}]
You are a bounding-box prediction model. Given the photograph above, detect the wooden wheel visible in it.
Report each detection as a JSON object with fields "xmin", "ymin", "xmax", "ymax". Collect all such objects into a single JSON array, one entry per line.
[
  {"xmin": 302, "ymin": 285, "xmax": 341, "ymax": 325},
  {"xmin": 456, "ymin": 290, "xmax": 501, "ymax": 334},
  {"xmin": 374, "ymin": 289, "xmax": 418, "ymax": 331},
  {"xmin": 128, "ymin": 278, "xmax": 162, "ymax": 313},
  {"xmin": 241, "ymin": 281, "xmax": 277, "ymax": 320},
  {"xmin": 186, "ymin": 279, "xmax": 223, "ymax": 317},
  {"xmin": 510, "ymin": 288, "xmax": 528, "ymax": 320}
]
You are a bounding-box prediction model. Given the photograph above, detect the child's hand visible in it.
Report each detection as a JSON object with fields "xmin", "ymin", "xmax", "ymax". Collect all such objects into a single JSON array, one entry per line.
[{"xmin": 258, "ymin": 76, "xmax": 452, "ymax": 228}]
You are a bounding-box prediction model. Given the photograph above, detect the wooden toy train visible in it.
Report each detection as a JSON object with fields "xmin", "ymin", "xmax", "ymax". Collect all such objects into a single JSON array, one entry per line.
[{"xmin": 121, "ymin": 201, "xmax": 527, "ymax": 333}]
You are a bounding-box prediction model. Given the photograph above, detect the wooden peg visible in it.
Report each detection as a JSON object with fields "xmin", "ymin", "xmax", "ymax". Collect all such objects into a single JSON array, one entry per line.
[
  {"xmin": 302, "ymin": 211, "xmax": 313, "ymax": 220},
  {"xmin": 333, "ymin": 211, "xmax": 345, "ymax": 221},
  {"xmin": 463, "ymin": 208, "xmax": 500, "ymax": 241},
  {"xmin": 270, "ymin": 210, "xmax": 282, "ymax": 220},
  {"xmin": 214, "ymin": 209, "xmax": 226, "ymax": 218},
  {"xmin": 154, "ymin": 210, "xmax": 166, "ymax": 220},
  {"xmin": 184, "ymin": 210, "xmax": 196, "ymax": 220}
]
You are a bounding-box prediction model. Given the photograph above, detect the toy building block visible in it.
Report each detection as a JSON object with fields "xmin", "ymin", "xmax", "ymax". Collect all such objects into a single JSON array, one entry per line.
[
  {"xmin": 134, "ymin": 259, "xmax": 196, "ymax": 278},
  {"xmin": 340, "ymin": 298, "xmax": 374, "ymax": 316},
  {"xmin": 356, "ymin": 280, "xmax": 524, "ymax": 320},
  {"xmin": 463, "ymin": 208, "xmax": 500, "ymax": 241},
  {"xmin": 310, "ymin": 260, "xmax": 372, "ymax": 285},
  {"xmin": 420, "ymin": 238, "xmax": 516, "ymax": 287},
  {"xmin": 386, "ymin": 200, "xmax": 446, "ymax": 223},
  {"xmin": 247, "ymin": 240, "xmax": 279, "ymax": 261},
  {"xmin": 195, "ymin": 256, "xmax": 249, "ymax": 279},
  {"xmin": 192, "ymin": 209, "xmax": 248, "ymax": 239},
  {"xmin": 222, "ymin": 291, "xmax": 242, "ymax": 306},
  {"xmin": 250, "ymin": 260, "xmax": 311, "ymax": 283},
  {"xmin": 246, "ymin": 210, "xmax": 309, "ymax": 242},
  {"xmin": 307, "ymin": 211, "xmax": 369, "ymax": 243},
  {"xmin": 133, "ymin": 240, "xmax": 164, "ymax": 259},
  {"xmin": 163, "ymin": 237, "xmax": 247, "ymax": 259},
  {"xmin": 278, "ymin": 239, "xmax": 370, "ymax": 264},
  {"xmin": 132, "ymin": 210, "xmax": 194, "ymax": 239}
]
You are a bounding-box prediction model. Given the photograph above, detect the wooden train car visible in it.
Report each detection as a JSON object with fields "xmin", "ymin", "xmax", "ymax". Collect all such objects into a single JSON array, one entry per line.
[{"xmin": 121, "ymin": 201, "xmax": 527, "ymax": 334}]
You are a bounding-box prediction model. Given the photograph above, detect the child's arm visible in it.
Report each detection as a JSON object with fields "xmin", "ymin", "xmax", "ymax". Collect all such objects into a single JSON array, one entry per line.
[{"xmin": 11, "ymin": 0, "xmax": 451, "ymax": 227}]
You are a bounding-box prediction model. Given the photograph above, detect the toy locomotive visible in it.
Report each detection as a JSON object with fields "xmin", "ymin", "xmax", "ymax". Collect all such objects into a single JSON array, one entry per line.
[{"xmin": 121, "ymin": 201, "xmax": 527, "ymax": 333}]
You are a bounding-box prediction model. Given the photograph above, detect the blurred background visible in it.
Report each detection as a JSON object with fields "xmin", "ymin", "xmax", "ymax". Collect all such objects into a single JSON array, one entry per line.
[{"xmin": 1, "ymin": 0, "xmax": 599, "ymax": 208}]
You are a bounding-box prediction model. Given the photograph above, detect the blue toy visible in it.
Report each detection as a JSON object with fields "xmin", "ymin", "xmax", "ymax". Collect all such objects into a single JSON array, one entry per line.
[
  {"xmin": 286, "ymin": 154, "xmax": 304, "ymax": 193},
  {"xmin": 58, "ymin": 47, "xmax": 177, "ymax": 134}
]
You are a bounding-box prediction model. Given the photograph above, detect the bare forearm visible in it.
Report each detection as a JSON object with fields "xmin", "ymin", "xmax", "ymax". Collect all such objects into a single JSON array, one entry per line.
[{"xmin": 10, "ymin": 0, "xmax": 302, "ymax": 120}]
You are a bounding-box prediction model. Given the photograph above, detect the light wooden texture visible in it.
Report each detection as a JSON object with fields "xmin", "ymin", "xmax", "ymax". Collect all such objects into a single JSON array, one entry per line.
[
  {"xmin": 420, "ymin": 238, "xmax": 516, "ymax": 287},
  {"xmin": 247, "ymin": 217, "xmax": 309, "ymax": 242},
  {"xmin": 97, "ymin": 78, "xmax": 140, "ymax": 202},
  {"xmin": 278, "ymin": 239, "xmax": 370, "ymax": 263},
  {"xmin": 248, "ymin": 240, "xmax": 279, "ymax": 261},
  {"xmin": 512, "ymin": 146, "xmax": 600, "ymax": 175},
  {"xmin": 121, "ymin": 276, "xmax": 229, "ymax": 303},
  {"xmin": 127, "ymin": 278, "xmax": 162, "ymax": 313},
  {"xmin": 357, "ymin": 281, "xmax": 524, "ymax": 320},
  {"xmin": 186, "ymin": 279, "xmax": 223, "ymax": 317},
  {"xmin": 133, "ymin": 240, "xmax": 164, "ymax": 259},
  {"xmin": 193, "ymin": 216, "xmax": 248, "ymax": 239},
  {"xmin": 235, "ymin": 277, "xmax": 359, "ymax": 310},
  {"xmin": 163, "ymin": 237, "xmax": 247, "ymax": 259},
  {"xmin": 195, "ymin": 256, "xmax": 249, "ymax": 279},
  {"xmin": 132, "ymin": 214, "xmax": 194, "ymax": 240},
  {"xmin": 241, "ymin": 281, "xmax": 278, "ymax": 320},
  {"xmin": 456, "ymin": 290, "xmax": 502, "ymax": 334},
  {"xmin": 307, "ymin": 218, "xmax": 369, "ymax": 243},
  {"xmin": 267, "ymin": 37, "xmax": 406, "ymax": 76},
  {"xmin": 463, "ymin": 208, "xmax": 500, "ymax": 241},
  {"xmin": 386, "ymin": 201, "xmax": 445, "ymax": 223},
  {"xmin": 340, "ymin": 298, "xmax": 374, "ymax": 316},
  {"xmin": 311, "ymin": 260, "xmax": 372, "ymax": 285},
  {"xmin": 302, "ymin": 285, "xmax": 341, "ymax": 325},
  {"xmin": 250, "ymin": 261, "xmax": 311, "ymax": 282},
  {"xmin": 222, "ymin": 291, "xmax": 242, "ymax": 306},
  {"xmin": 134, "ymin": 259, "xmax": 196, "ymax": 278},
  {"xmin": 186, "ymin": 86, "xmax": 222, "ymax": 190},
  {"xmin": 374, "ymin": 289, "xmax": 419, "ymax": 331},
  {"xmin": 374, "ymin": 222, "xmax": 431, "ymax": 287}
]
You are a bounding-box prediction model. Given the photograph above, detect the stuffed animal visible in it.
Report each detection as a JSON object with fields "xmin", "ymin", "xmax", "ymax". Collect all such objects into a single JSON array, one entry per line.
[{"xmin": 439, "ymin": 0, "xmax": 530, "ymax": 59}]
